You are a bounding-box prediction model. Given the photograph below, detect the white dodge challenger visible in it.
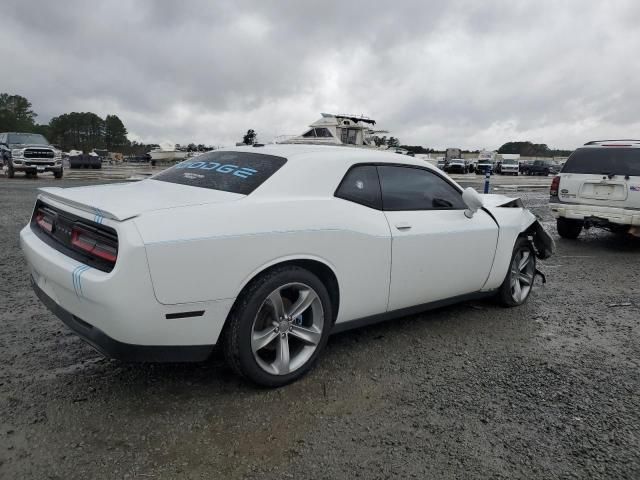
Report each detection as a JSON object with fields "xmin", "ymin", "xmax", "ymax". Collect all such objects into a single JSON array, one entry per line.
[{"xmin": 21, "ymin": 145, "xmax": 553, "ymax": 386}]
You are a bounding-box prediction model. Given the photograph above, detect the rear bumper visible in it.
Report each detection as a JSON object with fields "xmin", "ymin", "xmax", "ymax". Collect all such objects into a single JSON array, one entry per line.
[
  {"xmin": 549, "ymin": 202, "xmax": 640, "ymax": 226},
  {"xmin": 21, "ymin": 213, "xmax": 235, "ymax": 351},
  {"xmin": 32, "ymin": 277, "xmax": 213, "ymax": 362}
]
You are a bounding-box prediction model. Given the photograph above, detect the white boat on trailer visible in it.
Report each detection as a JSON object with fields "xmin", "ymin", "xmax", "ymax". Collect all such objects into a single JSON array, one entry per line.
[
  {"xmin": 149, "ymin": 148, "xmax": 188, "ymax": 162},
  {"xmin": 277, "ymin": 113, "xmax": 390, "ymax": 148}
]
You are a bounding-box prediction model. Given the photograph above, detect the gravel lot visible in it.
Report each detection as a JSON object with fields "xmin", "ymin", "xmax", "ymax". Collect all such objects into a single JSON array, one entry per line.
[{"xmin": 0, "ymin": 174, "xmax": 639, "ymax": 479}]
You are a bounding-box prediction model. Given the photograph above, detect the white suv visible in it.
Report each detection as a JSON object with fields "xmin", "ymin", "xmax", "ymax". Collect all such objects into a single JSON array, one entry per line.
[{"xmin": 549, "ymin": 140, "xmax": 640, "ymax": 238}]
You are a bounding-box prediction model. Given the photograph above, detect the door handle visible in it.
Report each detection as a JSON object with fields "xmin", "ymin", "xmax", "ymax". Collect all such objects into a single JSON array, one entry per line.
[{"xmin": 395, "ymin": 222, "xmax": 412, "ymax": 231}]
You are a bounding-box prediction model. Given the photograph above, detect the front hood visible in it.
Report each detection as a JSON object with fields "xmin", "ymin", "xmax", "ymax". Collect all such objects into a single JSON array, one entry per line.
[
  {"xmin": 11, "ymin": 143, "xmax": 53, "ymax": 149},
  {"xmin": 481, "ymin": 193, "xmax": 522, "ymax": 208},
  {"xmin": 38, "ymin": 179, "xmax": 244, "ymax": 221}
]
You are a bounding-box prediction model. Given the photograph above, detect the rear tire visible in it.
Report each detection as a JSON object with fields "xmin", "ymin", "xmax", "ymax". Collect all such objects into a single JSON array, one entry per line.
[
  {"xmin": 223, "ymin": 265, "xmax": 332, "ymax": 387},
  {"xmin": 497, "ymin": 237, "xmax": 536, "ymax": 307},
  {"xmin": 557, "ymin": 217, "xmax": 583, "ymax": 239}
]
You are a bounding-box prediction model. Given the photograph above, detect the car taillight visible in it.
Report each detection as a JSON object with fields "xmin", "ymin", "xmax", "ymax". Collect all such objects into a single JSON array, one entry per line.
[
  {"xmin": 35, "ymin": 209, "xmax": 54, "ymax": 233},
  {"xmin": 550, "ymin": 176, "xmax": 560, "ymax": 197},
  {"xmin": 71, "ymin": 227, "xmax": 118, "ymax": 263}
]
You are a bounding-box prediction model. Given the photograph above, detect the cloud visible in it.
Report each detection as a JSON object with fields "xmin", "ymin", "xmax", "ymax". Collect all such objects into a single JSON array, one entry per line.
[{"xmin": 1, "ymin": 0, "xmax": 639, "ymax": 149}]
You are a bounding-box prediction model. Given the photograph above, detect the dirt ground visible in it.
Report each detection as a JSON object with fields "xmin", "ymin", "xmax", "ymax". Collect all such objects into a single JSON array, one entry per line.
[{"xmin": 0, "ymin": 174, "xmax": 638, "ymax": 479}]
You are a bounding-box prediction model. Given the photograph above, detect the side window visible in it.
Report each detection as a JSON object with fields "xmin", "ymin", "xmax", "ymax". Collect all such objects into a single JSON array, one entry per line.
[
  {"xmin": 335, "ymin": 165, "xmax": 382, "ymax": 209},
  {"xmin": 315, "ymin": 128, "xmax": 333, "ymax": 138},
  {"xmin": 378, "ymin": 165, "xmax": 466, "ymax": 211},
  {"xmin": 302, "ymin": 129, "xmax": 316, "ymax": 138}
]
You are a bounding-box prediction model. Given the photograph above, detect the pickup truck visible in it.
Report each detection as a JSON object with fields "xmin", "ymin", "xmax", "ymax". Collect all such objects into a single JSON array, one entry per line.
[
  {"xmin": 497, "ymin": 159, "xmax": 519, "ymax": 175},
  {"xmin": 475, "ymin": 159, "xmax": 493, "ymax": 175},
  {"xmin": 523, "ymin": 160, "xmax": 551, "ymax": 176},
  {"xmin": 0, "ymin": 132, "xmax": 63, "ymax": 178}
]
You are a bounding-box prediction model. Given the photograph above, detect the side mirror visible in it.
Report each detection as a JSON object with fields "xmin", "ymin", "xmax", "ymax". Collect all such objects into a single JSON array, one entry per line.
[{"xmin": 462, "ymin": 187, "xmax": 484, "ymax": 218}]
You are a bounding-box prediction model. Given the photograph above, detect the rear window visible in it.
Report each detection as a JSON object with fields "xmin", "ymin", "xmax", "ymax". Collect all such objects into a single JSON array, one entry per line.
[
  {"xmin": 562, "ymin": 148, "xmax": 640, "ymax": 176},
  {"xmin": 152, "ymin": 151, "xmax": 287, "ymax": 194}
]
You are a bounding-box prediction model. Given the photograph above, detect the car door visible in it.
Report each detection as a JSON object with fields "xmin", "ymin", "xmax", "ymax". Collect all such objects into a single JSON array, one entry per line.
[{"xmin": 378, "ymin": 165, "xmax": 499, "ymax": 312}]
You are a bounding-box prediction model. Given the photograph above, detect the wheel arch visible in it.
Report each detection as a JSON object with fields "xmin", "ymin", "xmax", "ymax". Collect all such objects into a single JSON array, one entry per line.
[{"xmin": 231, "ymin": 256, "xmax": 341, "ymax": 325}]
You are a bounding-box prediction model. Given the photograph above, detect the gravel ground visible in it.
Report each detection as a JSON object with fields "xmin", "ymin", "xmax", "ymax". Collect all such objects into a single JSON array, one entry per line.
[{"xmin": 0, "ymin": 175, "xmax": 639, "ymax": 479}]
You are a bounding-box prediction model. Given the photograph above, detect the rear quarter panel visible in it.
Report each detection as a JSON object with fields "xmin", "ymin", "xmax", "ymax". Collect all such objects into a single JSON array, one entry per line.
[{"xmin": 135, "ymin": 198, "xmax": 392, "ymax": 323}]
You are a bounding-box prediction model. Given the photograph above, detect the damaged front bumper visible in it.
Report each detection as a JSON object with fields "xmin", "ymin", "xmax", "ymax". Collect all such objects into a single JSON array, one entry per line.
[{"xmin": 528, "ymin": 220, "xmax": 555, "ymax": 259}]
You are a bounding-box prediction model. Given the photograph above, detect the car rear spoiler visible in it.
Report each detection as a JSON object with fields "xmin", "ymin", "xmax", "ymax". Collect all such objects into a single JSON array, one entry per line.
[{"xmin": 37, "ymin": 187, "xmax": 132, "ymax": 222}]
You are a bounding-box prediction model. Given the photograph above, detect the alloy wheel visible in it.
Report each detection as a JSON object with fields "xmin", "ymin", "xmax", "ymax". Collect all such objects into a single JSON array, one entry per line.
[
  {"xmin": 510, "ymin": 249, "xmax": 535, "ymax": 303},
  {"xmin": 251, "ymin": 282, "xmax": 324, "ymax": 375}
]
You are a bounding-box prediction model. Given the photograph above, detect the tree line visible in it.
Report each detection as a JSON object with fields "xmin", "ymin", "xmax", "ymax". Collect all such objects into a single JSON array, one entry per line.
[
  {"xmin": 0, "ymin": 93, "xmax": 151, "ymax": 154},
  {"xmin": 2, "ymin": 94, "xmax": 574, "ymax": 157},
  {"xmin": 497, "ymin": 141, "xmax": 573, "ymax": 157}
]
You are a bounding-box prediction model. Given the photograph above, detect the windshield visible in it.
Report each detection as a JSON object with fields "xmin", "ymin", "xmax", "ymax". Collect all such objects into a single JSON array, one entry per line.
[
  {"xmin": 7, "ymin": 133, "xmax": 49, "ymax": 145},
  {"xmin": 152, "ymin": 151, "xmax": 287, "ymax": 194},
  {"xmin": 562, "ymin": 148, "xmax": 640, "ymax": 176},
  {"xmin": 503, "ymin": 160, "xmax": 518, "ymax": 165}
]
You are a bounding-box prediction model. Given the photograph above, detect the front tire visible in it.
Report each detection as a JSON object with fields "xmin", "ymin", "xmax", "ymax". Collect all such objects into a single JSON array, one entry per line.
[
  {"xmin": 497, "ymin": 237, "xmax": 536, "ymax": 307},
  {"xmin": 54, "ymin": 169, "xmax": 63, "ymax": 179},
  {"xmin": 224, "ymin": 265, "xmax": 332, "ymax": 387},
  {"xmin": 557, "ymin": 217, "xmax": 583, "ymax": 239}
]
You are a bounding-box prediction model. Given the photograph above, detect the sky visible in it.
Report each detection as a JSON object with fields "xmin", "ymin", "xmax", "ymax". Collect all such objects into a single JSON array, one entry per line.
[{"xmin": 2, "ymin": 0, "xmax": 640, "ymax": 150}]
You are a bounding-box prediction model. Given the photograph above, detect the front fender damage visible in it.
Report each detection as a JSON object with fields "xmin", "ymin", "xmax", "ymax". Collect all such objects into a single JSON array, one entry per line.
[
  {"xmin": 526, "ymin": 220, "xmax": 555, "ymax": 260},
  {"xmin": 484, "ymin": 195, "xmax": 555, "ymax": 260}
]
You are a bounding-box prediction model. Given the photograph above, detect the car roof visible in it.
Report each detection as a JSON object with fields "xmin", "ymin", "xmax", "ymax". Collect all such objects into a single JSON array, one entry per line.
[
  {"xmin": 582, "ymin": 140, "xmax": 640, "ymax": 148},
  {"xmin": 226, "ymin": 144, "xmax": 438, "ymax": 168},
  {"xmin": 220, "ymin": 144, "xmax": 453, "ymax": 198}
]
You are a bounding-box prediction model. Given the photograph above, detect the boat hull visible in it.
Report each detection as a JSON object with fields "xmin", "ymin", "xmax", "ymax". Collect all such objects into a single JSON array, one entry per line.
[{"xmin": 149, "ymin": 151, "xmax": 188, "ymax": 161}]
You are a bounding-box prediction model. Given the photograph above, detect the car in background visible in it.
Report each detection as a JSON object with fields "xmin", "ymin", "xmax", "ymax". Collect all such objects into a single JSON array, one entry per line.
[
  {"xmin": 68, "ymin": 151, "xmax": 102, "ymax": 169},
  {"xmin": 475, "ymin": 159, "xmax": 493, "ymax": 175},
  {"xmin": 497, "ymin": 159, "xmax": 520, "ymax": 175},
  {"xmin": 0, "ymin": 132, "xmax": 63, "ymax": 179},
  {"xmin": 21, "ymin": 145, "xmax": 553, "ymax": 387},
  {"xmin": 436, "ymin": 159, "xmax": 446, "ymax": 170},
  {"xmin": 444, "ymin": 159, "xmax": 468, "ymax": 174},
  {"xmin": 549, "ymin": 140, "xmax": 640, "ymax": 238},
  {"xmin": 549, "ymin": 162, "xmax": 561, "ymax": 175},
  {"xmin": 523, "ymin": 160, "xmax": 551, "ymax": 176}
]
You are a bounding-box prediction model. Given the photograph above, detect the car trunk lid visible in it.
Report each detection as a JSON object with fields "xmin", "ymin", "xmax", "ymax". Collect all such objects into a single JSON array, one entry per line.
[{"xmin": 38, "ymin": 179, "xmax": 245, "ymax": 221}]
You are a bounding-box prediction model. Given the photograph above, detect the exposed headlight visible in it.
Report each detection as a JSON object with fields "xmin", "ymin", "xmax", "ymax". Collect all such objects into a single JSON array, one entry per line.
[
  {"xmin": 11, "ymin": 149, "xmax": 24, "ymax": 158},
  {"xmin": 54, "ymin": 150, "xmax": 62, "ymax": 159}
]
